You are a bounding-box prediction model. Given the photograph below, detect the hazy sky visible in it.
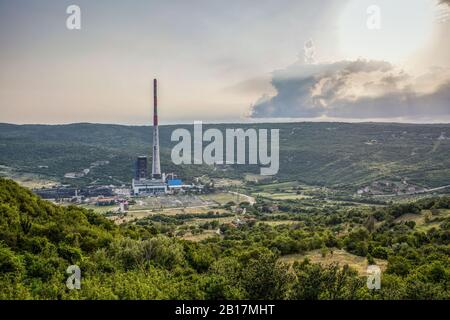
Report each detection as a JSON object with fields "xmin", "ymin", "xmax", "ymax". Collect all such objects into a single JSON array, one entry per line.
[{"xmin": 0, "ymin": 0, "xmax": 449, "ymax": 124}]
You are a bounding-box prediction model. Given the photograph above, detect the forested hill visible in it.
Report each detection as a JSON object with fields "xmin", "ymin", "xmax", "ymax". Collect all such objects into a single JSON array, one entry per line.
[
  {"xmin": 0, "ymin": 178, "xmax": 449, "ymax": 300},
  {"xmin": 0, "ymin": 122, "xmax": 450, "ymax": 187}
]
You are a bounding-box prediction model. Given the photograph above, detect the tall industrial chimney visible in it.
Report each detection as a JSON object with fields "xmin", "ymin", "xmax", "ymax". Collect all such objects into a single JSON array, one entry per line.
[{"xmin": 152, "ymin": 79, "xmax": 162, "ymax": 179}]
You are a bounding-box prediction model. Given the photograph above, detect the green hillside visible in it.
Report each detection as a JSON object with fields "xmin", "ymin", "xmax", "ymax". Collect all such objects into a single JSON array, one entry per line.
[
  {"xmin": 0, "ymin": 178, "xmax": 449, "ymax": 299},
  {"xmin": 0, "ymin": 122, "xmax": 449, "ymax": 188}
]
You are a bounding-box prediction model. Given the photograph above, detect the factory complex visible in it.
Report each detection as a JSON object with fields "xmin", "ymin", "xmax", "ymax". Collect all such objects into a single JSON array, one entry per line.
[
  {"xmin": 131, "ymin": 79, "xmax": 199, "ymax": 195},
  {"xmin": 35, "ymin": 79, "xmax": 202, "ymax": 202}
]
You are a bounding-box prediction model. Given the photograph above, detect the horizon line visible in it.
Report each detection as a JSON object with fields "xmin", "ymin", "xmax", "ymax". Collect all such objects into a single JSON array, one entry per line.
[{"xmin": 1, "ymin": 118, "xmax": 450, "ymax": 127}]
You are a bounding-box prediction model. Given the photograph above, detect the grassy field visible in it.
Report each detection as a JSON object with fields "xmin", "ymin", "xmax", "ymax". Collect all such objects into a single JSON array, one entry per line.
[
  {"xmin": 181, "ymin": 230, "xmax": 220, "ymax": 242},
  {"xmin": 131, "ymin": 194, "xmax": 211, "ymax": 210},
  {"xmin": 190, "ymin": 216, "xmax": 234, "ymax": 224},
  {"xmin": 394, "ymin": 209, "xmax": 450, "ymax": 232},
  {"xmin": 253, "ymin": 181, "xmax": 301, "ymax": 191},
  {"xmin": 111, "ymin": 206, "xmax": 229, "ymax": 224},
  {"xmin": 92, "ymin": 192, "xmax": 238, "ymax": 225},
  {"xmin": 244, "ymin": 174, "xmax": 273, "ymax": 183},
  {"xmin": 79, "ymin": 204, "xmax": 118, "ymax": 214},
  {"xmin": 212, "ymin": 178, "xmax": 245, "ymax": 187},
  {"xmin": 253, "ymin": 192, "xmax": 311, "ymax": 200},
  {"xmin": 200, "ymin": 192, "xmax": 239, "ymax": 205},
  {"xmin": 257, "ymin": 220, "xmax": 299, "ymax": 226},
  {"xmin": 251, "ymin": 181, "xmax": 333, "ymax": 201},
  {"xmin": 280, "ymin": 249, "xmax": 388, "ymax": 276},
  {"xmin": 0, "ymin": 166, "xmax": 58, "ymax": 189}
]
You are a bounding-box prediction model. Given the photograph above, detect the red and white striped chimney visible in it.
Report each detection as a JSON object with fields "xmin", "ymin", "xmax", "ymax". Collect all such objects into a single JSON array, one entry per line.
[{"xmin": 152, "ymin": 79, "xmax": 162, "ymax": 179}]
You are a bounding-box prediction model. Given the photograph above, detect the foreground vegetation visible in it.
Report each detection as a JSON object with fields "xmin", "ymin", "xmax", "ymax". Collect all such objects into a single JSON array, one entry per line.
[{"xmin": 0, "ymin": 178, "xmax": 449, "ymax": 300}]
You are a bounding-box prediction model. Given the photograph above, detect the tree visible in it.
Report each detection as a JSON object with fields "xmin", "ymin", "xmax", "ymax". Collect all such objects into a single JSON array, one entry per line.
[
  {"xmin": 239, "ymin": 248, "xmax": 292, "ymax": 299},
  {"xmin": 386, "ymin": 256, "xmax": 411, "ymax": 277}
]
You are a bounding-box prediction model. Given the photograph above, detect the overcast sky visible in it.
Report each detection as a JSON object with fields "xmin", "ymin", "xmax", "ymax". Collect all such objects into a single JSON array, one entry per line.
[{"xmin": 0, "ymin": 0, "xmax": 449, "ymax": 124}]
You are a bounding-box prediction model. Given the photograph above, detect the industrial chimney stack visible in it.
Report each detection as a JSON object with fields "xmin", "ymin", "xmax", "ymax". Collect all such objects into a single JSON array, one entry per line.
[{"xmin": 152, "ymin": 79, "xmax": 162, "ymax": 179}]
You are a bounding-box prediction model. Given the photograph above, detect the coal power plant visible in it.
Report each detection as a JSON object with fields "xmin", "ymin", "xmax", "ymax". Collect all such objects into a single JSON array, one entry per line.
[
  {"xmin": 35, "ymin": 79, "xmax": 199, "ymax": 200},
  {"xmin": 131, "ymin": 79, "xmax": 191, "ymax": 195}
]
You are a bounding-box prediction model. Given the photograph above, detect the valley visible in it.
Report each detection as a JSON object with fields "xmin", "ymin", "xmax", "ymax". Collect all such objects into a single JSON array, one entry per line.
[{"xmin": 0, "ymin": 122, "xmax": 449, "ymax": 300}]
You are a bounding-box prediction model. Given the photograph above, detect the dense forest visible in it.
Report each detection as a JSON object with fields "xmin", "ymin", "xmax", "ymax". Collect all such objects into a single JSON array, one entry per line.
[{"xmin": 0, "ymin": 178, "xmax": 449, "ymax": 299}]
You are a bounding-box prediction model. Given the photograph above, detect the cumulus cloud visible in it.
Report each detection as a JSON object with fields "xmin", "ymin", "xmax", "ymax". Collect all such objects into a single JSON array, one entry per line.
[{"xmin": 251, "ymin": 59, "xmax": 450, "ymax": 120}]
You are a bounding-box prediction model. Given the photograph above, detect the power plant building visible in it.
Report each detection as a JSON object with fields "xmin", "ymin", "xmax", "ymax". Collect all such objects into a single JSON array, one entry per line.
[
  {"xmin": 134, "ymin": 156, "xmax": 148, "ymax": 180},
  {"xmin": 132, "ymin": 177, "xmax": 167, "ymax": 195},
  {"xmin": 131, "ymin": 79, "xmax": 198, "ymax": 196},
  {"xmin": 132, "ymin": 79, "xmax": 170, "ymax": 195}
]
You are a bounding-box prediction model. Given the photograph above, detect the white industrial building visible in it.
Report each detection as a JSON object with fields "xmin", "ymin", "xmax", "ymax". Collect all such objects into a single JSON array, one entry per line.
[{"xmin": 132, "ymin": 176, "xmax": 167, "ymax": 195}]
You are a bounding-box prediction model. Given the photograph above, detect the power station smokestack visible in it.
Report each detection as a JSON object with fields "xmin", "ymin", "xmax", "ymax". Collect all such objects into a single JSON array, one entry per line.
[{"xmin": 152, "ymin": 79, "xmax": 162, "ymax": 179}]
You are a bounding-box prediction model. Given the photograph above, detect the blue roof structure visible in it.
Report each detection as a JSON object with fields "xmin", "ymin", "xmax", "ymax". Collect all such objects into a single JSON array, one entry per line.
[{"xmin": 168, "ymin": 179, "xmax": 183, "ymax": 186}]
